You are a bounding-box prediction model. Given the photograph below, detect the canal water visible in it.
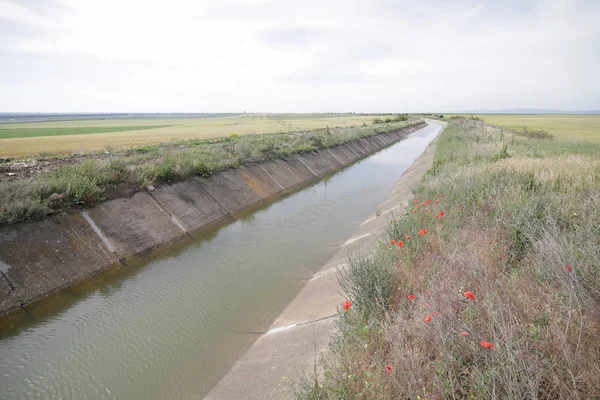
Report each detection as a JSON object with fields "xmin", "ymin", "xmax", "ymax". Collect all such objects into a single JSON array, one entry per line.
[{"xmin": 0, "ymin": 122, "xmax": 442, "ymax": 399}]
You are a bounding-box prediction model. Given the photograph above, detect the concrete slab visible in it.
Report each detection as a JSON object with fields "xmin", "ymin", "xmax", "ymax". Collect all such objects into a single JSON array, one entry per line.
[
  {"xmin": 239, "ymin": 164, "xmax": 285, "ymax": 199},
  {"xmin": 206, "ymin": 318, "xmax": 336, "ymax": 400},
  {"xmin": 0, "ymin": 213, "xmax": 119, "ymax": 312},
  {"xmin": 351, "ymin": 139, "xmax": 370, "ymax": 154},
  {"xmin": 150, "ymin": 180, "xmax": 230, "ymax": 232},
  {"xmin": 86, "ymin": 192, "xmax": 185, "ymax": 258},
  {"xmin": 270, "ymin": 262, "xmax": 344, "ymax": 329},
  {"xmin": 198, "ymin": 170, "xmax": 264, "ymax": 214},
  {"xmin": 365, "ymin": 136, "xmax": 384, "ymax": 150},
  {"xmin": 342, "ymin": 142, "xmax": 362, "ymax": 158},
  {"xmin": 295, "ymin": 151, "xmax": 343, "ymax": 177},
  {"xmin": 260, "ymin": 158, "xmax": 317, "ymax": 191},
  {"xmin": 370, "ymin": 135, "xmax": 387, "ymax": 148},
  {"xmin": 345, "ymin": 141, "xmax": 366, "ymax": 156},
  {"xmin": 358, "ymin": 138, "xmax": 375, "ymax": 152},
  {"xmin": 326, "ymin": 147, "xmax": 353, "ymax": 165}
]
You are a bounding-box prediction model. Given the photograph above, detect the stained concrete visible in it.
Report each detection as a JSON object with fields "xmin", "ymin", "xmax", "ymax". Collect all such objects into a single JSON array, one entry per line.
[
  {"xmin": 239, "ymin": 164, "xmax": 285, "ymax": 199},
  {"xmin": 85, "ymin": 192, "xmax": 185, "ymax": 258},
  {"xmin": 197, "ymin": 170, "xmax": 265, "ymax": 215},
  {"xmin": 0, "ymin": 122, "xmax": 427, "ymax": 317},
  {"xmin": 149, "ymin": 180, "xmax": 230, "ymax": 232},
  {"xmin": 0, "ymin": 213, "xmax": 119, "ymax": 311},
  {"xmin": 206, "ymin": 120, "xmax": 443, "ymax": 400}
]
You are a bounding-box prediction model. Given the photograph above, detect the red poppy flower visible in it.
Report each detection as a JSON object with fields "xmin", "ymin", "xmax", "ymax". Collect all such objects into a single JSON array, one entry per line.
[
  {"xmin": 439, "ymin": 194, "xmax": 443, "ymax": 198},
  {"xmin": 566, "ymin": 265, "xmax": 572, "ymax": 272},
  {"xmin": 425, "ymin": 209, "xmax": 430, "ymax": 213},
  {"xmin": 376, "ymin": 297, "xmax": 380, "ymax": 301},
  {"xmin": 480, "ymin": 341, "xmax": 494, "ymax": 349},
  {"xmin": 408, "ymin": 294, "xmax": 416, "ymax": 300},
  {"xmin": 406, "ymin": 235, "xmax": 411, "ymax": 240},
  {"xmin": 418, "ymin": 228, "xmax": 428, "ymax": 236},
  {"xmin": 425, "ymin": 315, "xmax": 432, "ymax": 322},
  {"xmin": 434, "ymin": 215, "xmax": 439, "ymax": 219},
  {"xmin": 386, "ymin": 364, "xmax": 393, "ymax": 372},
  {"xmin": 439, "ymin": 211, "xmax": 445, "ymax": 216},
  {"xmin": 343, "ymin": 300, "xmax": 352, "ymax": 310},
  {"xmin": 435, "ymin": 200, "xmax": 439, "ymax": 204},
  {"xmin": 413, "ymin": 199, "xmax": 418, "ymax": 203},
  {"xmin": 433, "ymin": 311, "xmax": 438, "ymax": 316},
  {"xmin": 416, "ymin": 205, "xmax": 420, "ymax": 209},
  {"xmin": 424, "ymin": 303, "xmax": 429, "ymax": 307},
  {"xmin": 390, "ymin": 240, "xmax": 396, "ymax": 245},
  {"xmin": 420, "ymin": 202, "xmax": 425, "ymax": 207},
  {"xmin": 464, "ymin": 291, "xmax": 475, "ymax": 300},
  {"xmin": 426, "ymin": 199, "xmax": 431, "ymax": 205},
  {"xmin": 412, "ymin": 209, "xmax": 416, "ymax": 213},
  {"xmin": 397, "ymin": 241, "xmax": 404, "ymax": 248},
  {"xmin": 461, "ymin": 331, "xmax": 469, "ymax": 337}
]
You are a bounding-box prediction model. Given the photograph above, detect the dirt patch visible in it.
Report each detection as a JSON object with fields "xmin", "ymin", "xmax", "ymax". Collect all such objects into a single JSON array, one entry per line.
[
  {"xmin": 102, "ymin": 182, "xmax": 139, "ymax": 201},
  {"xmin": 0, "ymin": 154, "xmax": 89, "ymax": 180}
]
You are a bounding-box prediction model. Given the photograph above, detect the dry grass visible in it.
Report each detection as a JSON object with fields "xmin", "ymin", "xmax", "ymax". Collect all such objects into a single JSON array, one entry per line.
[
  {"xmin": 0, "ymin": 114, "xmax": 380, "ymax": 158},
  {"xmin": 293, "ymin": 119, "xmax": 600, "ymax": 399}
]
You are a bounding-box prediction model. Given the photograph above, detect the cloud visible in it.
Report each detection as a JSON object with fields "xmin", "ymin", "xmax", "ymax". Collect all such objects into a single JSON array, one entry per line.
[{"xmin": 0, "ymin": 0, "xmax": 598, "ymax": 112}]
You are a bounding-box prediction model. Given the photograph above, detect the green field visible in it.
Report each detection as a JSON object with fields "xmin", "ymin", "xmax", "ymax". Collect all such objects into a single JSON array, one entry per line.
[
  {"xmin": 0, "ymin": 113, "xmax": 380, "ymax": 158},
  {"xmin": 0, "ymin": 125, "xmax": 173, "ymax": 139},
  {"xmin": 448, "ymin": 114, "xmax": 600, "ymax": 141}
]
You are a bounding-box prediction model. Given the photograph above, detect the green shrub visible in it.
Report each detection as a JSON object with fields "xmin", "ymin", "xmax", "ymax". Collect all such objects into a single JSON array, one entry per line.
[{"xmin": 338, "ymin": 251, "xmax": 396, "ymax": 317}]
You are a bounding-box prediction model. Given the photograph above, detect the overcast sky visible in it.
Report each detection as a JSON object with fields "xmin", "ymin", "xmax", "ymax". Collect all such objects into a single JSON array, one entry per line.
[{"xmin": 1, "ymin": 0, "xmax": 599, "ymax": 113}]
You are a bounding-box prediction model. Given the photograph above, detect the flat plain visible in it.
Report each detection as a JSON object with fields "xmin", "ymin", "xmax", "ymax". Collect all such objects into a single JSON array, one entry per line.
[
  {"xmin": 450, "ymin": 114, "xmax": 600, "ymax": 142},
  {"xmin": 0, "ymin": 113, "xmax": 378, "ymax": 158}
]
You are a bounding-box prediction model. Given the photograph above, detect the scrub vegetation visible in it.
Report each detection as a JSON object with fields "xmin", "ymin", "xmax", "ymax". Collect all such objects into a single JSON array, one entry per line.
[
  {"xmin": 293, "ymin": 119, "xmax": 600, "ymax": 399},
  {"xmin": 0, "ymin": 119, "xmax": 420, "ymax": 225}
]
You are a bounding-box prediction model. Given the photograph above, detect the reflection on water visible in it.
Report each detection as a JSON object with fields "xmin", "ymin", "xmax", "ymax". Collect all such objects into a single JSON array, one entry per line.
[{"xmin": 0, "ymin": 123, "xmax": 442, "ymax": 399}]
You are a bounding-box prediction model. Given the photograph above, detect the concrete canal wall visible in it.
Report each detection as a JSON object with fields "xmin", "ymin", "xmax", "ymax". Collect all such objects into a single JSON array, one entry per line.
[{"xmin": 0, "ymin": 122, "xmax": 426, "ymax": 316}]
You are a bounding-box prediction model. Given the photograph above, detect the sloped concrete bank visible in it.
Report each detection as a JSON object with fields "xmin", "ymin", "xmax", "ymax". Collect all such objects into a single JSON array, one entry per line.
[{"xmin": 0, "ymin": 122, "xmax": 426, "ymax": 317}]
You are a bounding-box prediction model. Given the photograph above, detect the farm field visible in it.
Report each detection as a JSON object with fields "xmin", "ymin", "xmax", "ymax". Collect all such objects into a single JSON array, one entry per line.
[
  {"xmin": 449, "ymin": 114, "xmax": 600, "ymax": 142},
  {"xmin": 0, "ymin": 113, "xmax": 379, "ymax": 158}
]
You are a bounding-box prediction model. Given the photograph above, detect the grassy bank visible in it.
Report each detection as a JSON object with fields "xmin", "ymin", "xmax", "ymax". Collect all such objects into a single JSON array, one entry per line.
[
  {"xmin": 295, "ymin": 119, "xmax": 600, "ymax": 399},
  {"xmin": 0, "ymin": 119, "xmax": 420, "ymax": 225}
]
